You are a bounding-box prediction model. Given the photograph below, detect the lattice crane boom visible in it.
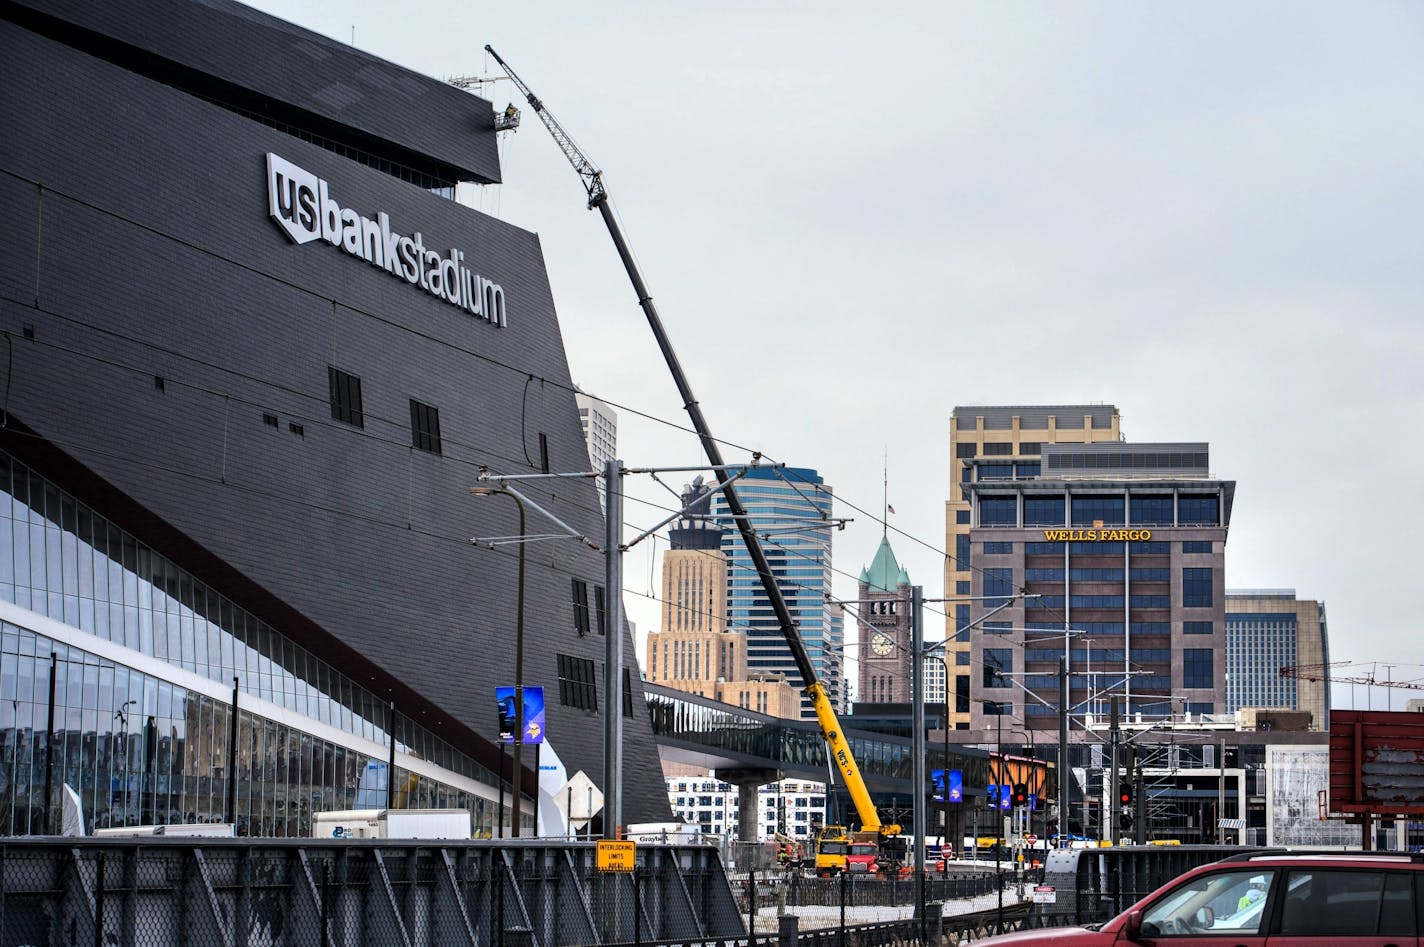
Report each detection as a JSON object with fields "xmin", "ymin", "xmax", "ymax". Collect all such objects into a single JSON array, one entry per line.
[
  {"xmin": 1280, "ymin": 661, "xmax": 1424, "ymax": 690},
  {"xmin": 483, "ymin": 46, "xmax": 604, "ymax": 206}
]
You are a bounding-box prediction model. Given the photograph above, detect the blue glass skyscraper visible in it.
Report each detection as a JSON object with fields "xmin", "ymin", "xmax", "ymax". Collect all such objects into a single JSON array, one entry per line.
[{"xmin": 712, "ymin": 467, "xmax": 843, "ymax": 717}]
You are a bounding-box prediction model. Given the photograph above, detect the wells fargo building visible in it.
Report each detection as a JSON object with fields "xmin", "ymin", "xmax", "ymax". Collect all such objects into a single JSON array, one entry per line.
[
  {"xmin": 948, "ymin": 408, "xmax": 1234, "ymax": 742},
  {"xmin": 0, "ymin": 0, "xmax": 667, "ymax": 834}
]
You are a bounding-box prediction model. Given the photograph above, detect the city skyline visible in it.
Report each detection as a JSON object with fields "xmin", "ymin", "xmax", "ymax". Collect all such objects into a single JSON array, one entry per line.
[{"xmin": 251, "ymin": 0, "xmax": 1424, "ymax": 712}]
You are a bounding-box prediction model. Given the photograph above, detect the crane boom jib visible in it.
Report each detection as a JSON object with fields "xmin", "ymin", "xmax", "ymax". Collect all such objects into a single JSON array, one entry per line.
[{"xmin": 484, "ymin": 46, "xmax": 899, "ymax": 843}]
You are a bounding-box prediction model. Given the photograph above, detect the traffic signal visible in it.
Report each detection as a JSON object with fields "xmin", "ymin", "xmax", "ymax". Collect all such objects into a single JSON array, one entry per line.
[
  {"xmin": 1119, "ymin": 783, "xmax": 1133, "ymax": 806},
  {"xmin": 1012, "ymin": 783, "xmax": 1029, "ymax": 807}
]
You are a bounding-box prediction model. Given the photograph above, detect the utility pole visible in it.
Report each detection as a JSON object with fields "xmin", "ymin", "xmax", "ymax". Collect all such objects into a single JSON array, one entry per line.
[
  {"xmin": 1109, "ymin": 696, "xmax": 1120, "ymax": 846},
  {"xmin": 603, "ymin": 459, "xmax": 624, "ymax": 839},
  {"xmin": 910, "ymin": 586, "xmax": 925, "ymax": 874},
  {"xmin": 1058, "ymin": 657, "xmax": 1070, "ymax": 842}
]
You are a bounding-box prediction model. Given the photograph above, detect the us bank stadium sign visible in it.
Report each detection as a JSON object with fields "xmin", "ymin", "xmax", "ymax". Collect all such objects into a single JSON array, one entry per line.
[
  {"xmin": 1042, "ymin": 529, "xmax": 1152, "ymax": 542},
  {"xmin": 266, "ymin": 153, "xmax": 506, "ymax": 327}
]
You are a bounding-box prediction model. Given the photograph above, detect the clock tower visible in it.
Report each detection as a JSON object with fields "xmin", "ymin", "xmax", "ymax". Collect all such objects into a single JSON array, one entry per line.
[{"xmin": 855, "ymin": 537, "xmax": 913, "ymax": 704}]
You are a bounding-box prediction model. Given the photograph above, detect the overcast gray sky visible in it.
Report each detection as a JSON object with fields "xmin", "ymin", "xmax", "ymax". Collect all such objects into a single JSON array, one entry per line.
[{"xmin": 252, "ymin": 0, "xmax": 1424, "ymax": 710}]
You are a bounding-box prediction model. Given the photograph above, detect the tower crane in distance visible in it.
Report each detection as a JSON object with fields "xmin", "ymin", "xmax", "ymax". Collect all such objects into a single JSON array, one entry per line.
[
  {"xmin": 1280, "ymin": 661, "xmax": 1424, "ymax": 690},
  {"xmin": 482, "ymin": 45, "xmax": 905, "ymax": 865}
]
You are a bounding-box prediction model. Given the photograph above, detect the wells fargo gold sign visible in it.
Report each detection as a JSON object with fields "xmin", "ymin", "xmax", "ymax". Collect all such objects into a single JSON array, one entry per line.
[{"xmin": 1042, "ymin": 529, "xmax": 1152, "ymax": 542}]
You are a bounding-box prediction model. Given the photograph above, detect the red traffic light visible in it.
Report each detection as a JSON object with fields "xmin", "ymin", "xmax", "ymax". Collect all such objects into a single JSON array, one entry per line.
[
  {"xmin": 1012, "ymin": 783, "xmax": 1029, "ymax": 806},
  {"xmin": 1119, "ymin": 784, "xmax": 1133, "ymax": 805}
]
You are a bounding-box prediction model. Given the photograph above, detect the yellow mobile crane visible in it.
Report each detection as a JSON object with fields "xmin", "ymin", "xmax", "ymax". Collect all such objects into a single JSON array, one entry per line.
[{"xmin": 482, "ymin": 47, "xmax": 903, "ymax": 864}]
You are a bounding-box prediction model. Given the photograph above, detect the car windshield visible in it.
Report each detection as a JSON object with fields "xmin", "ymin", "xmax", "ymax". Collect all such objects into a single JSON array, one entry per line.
[{"xmin": 1140, "ymin": 869, "xmax": 1274, "ymax": 937}]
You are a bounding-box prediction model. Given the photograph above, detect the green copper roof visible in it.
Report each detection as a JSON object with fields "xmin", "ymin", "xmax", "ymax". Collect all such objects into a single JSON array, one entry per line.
[{"xmin": 863, "ymin": 537, "xmax": 909, "ymax": 592}]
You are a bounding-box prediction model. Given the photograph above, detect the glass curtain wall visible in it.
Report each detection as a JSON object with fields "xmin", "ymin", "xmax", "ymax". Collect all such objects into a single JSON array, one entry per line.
[{"xmin": 0, "ymin": 451, "xmax": 497, "ymax": 836}]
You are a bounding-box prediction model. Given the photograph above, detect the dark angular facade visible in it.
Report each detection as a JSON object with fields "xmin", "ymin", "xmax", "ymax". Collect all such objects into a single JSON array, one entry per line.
[{"xmin": 0, "ymin": 0, "xmax": 668, "ymax": 831}]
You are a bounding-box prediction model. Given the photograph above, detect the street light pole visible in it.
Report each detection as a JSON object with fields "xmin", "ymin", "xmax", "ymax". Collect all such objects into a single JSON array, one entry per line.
[{"xmin": 469, "ymin": 485, "xmax": 527, "ymax": 838}]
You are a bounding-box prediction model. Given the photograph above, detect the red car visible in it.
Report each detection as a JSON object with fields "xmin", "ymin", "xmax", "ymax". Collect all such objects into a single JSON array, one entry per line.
[{"xmin": 976, "ymin": 850, "xmax": 1424, "ymax": 945}]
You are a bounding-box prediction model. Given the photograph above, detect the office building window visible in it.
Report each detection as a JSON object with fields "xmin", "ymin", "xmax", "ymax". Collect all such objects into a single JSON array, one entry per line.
[
  {"xmin": 955, "ymin": 675, "xmax": 970, "ymax": 713},
  {"xmin": 1014, "ymin": 462, "xmax": 1041, "ymax": 478},
  {"xmin": 1019, "ymin": 442, "xmax": 1041, "ymax": 455},
  {"xmin": 956, "ymin": 651, "xmax": 971, "ymax": 665},
  {"xmin": 984, "ymin": 648, "xmax": 1012, "ymax": 688},
  {"xmin": 1071, "ymin": 495, "xmax": 1125, "ymax": 526},
  {"xmin": 980, "ymin": 463, "xmax": 1013, "ymax": 480},
  {"xmin": 557, "ymin": 654, "xmax": 599, "ymax": 710},
  {"xmin": 1184, "ymin": 621, "xmax": 1213, "ymax": 635},
  {"xmin": 328, "ymin": 367, "xmax": 364, "ymax": 428},
  {"xmin": 980, "ymin": 497, "xmax": 1017, "ymax": 526},
  {"xmin": 1179, "ymin": 494, "xmax": 1219, "ymax": 526},
  {"xmin": 956, "ymin": 443, "xmax": 978, "ymax": 458},
  {"xmin": 1024, "ymin": 496, "xmax": 1065, "ymax": 526},
  {"xmin": 983, "ymin": 622, "xmax": 1011, "ymax": 635},
  {"xmin": 1182, "ymin": 541, "xmax": 1213, "ymax": 553},
  {"xmin": 956, "ymin": 581, "xmax": 972, "ymax": 595},
  {"xmin": 955, "ymin": 535, "xmax": 971, "ymax": 572},
  {"xmin": 1130, "ymin": 495, "xmax": 1173, "ymax": 526},
  {"xmin": 1183, "ymin": 568, "xmax": 1213, "ymax": 607},
  {"xmin": 409, "ymin": 399, "xmax": 442, "ymax": 454},
  {"xmin": 956, "ymin": 510, "xmax": 970, "ymax": 524},
  {"xmin": 985, "ymin": 568, "xmax": 1013, "ymax": 607},
  {"xmin": 983, "ymin": 443, "xmax": 1013, "ymax": 456},
  {"xmin": 572, "ymin": 579, "xmax": 591, "ymax": 635},
  {"xmin": 1186, "ymin": 701, "xmax": 1213, "ymax": 716},
  {"xmin": 595, "ymin": 585, "xmax": 607, "ymax": 635},
  {"xmin": 1024, "ymin": 542, "xmax": 1065, "ymax": 556},
  {"xmin": 1183, "ymin": 649, "xmax": 1213, "ymax": 689},
  {"xmin": 983, "ymin": 542, "xmax": 1013, "ymax": 555},
  {"xmin": 984, "ymin": 701, "xmax": 1011, "ymax": 716},
  {"xmin": 956, "ymin": 604, "xmax": 970, "ymax": 633}
]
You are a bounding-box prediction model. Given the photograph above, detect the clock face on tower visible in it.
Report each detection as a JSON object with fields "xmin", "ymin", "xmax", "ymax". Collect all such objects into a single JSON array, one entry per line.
[{"xmin": 871, "ymin": 632, "xmax": 895, "ymax": 657}]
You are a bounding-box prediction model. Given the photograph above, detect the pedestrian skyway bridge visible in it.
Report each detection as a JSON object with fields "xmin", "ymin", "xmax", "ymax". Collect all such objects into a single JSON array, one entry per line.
[{"xmin": 645, "ymin": 683, "xmax": 1044, "ymax": 801}]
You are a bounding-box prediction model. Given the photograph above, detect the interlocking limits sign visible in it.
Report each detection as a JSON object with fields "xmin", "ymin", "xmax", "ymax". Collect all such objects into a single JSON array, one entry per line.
[{"xmin": 595, "ymin": 840, "xmax": 636, "ymax": 872}]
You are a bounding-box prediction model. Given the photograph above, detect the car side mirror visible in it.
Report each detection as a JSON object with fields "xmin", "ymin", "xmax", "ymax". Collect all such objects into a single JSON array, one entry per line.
[
  {"xmin": 1196, "ymin": 905, "xmax": 1215, "ymax": 927},
  {"xmin": 1123, "ymin": 909, "xmax": 1143, "ymax": 940}
]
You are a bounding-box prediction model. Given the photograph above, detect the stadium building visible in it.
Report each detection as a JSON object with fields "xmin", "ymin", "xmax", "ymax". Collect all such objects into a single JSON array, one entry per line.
[{"xmin": 0, "ymin": 0, "xmax": 667, "ymax": 835}]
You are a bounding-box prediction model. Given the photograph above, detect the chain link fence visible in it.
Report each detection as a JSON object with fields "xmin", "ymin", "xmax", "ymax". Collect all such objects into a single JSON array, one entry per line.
[{"xmin": 0, "ymin": 838, "xmax": 743, "ymax": 946}]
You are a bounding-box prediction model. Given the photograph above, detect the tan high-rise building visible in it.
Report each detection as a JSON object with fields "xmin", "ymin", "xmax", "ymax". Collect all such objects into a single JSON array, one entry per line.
[
  {"xmin": 1226, "ymin": 590, "xmax": 1330, "ymax": 730},
  {"xmin": 944, "ymin": 405, "xmax": 1122, "ymax": 730},
  {"xmin": 645, "ymin": 478, "xmax": 799, "ymax": 719}
]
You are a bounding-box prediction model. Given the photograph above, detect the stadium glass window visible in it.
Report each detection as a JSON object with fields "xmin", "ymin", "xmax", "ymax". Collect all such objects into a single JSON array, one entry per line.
[
  {"xmin": 1184, "ymin": 621, "xmax": 1213, "ymax": 635},
  {"xmin": 1184, "ymin": 649, "xmax": 1213, "ymax": 688},
  {"xmin": 409, "ymin": 399, "xmax": 442, "ymax": 454},
  {"xmin": 1183, "ymin": 567, "xmax": 1213, "ymax": 607},
  {"xmin": 328, "ymin": 367, "xmax": 364, "ymax": 427},
  {"xmin": 1179, "ymin": 494, "xmax": 1219, "ymax": 526},
  {"xmin": 557, "ymin": 653, "xmax": 599, "ymax": 710},
  {"xmin": 984, "ymin": 648, "xmax": 1012, "ymax": 688},
  {"xmin": 1129, "ymin": 495, "xmax": 1172, "ymax": 525},
  {"xmin": 1071, "ymin": 495, "xmax": 1125, "ymax": 526},
  {"xmin": 1024, "ymin": 496, "xmax": 1065, "ymax": 526},
  {"xmin": 979, "ymin": 497, "xmax": 1017, "ymax": 526}
]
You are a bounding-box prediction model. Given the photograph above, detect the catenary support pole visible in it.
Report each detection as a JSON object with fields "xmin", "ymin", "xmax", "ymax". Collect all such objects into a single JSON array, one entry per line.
[
  {"xmin": 387, "ymin": 700, "xmax": 396, "ymax": 811},
  {"xmin": 603, "ymin": 459, "xmax": 624, "ymax": 838},
  {"xmin": 1109, "ymin": 697, "xmax": 1120, "ymax": 845},
  {"xmin": 1059, "ymin": 658, "xmax": 1070, "ymax": 842},
  {"xmin": 44, "ymin": 652, "xmax": 56, "ymax": 834},
  {"xmin": 227, "ymin": 677, "xmax": 239, "ymax": 824},
  {"xmin": 911, "ymin": 585, "xmax": 925, "ymax": 874}
]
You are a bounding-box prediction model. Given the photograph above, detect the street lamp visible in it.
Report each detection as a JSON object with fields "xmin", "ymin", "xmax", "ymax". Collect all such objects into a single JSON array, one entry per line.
[{"xmin": 469, "ymin": 485, "xmax": 526, "ymax": 838}]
